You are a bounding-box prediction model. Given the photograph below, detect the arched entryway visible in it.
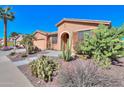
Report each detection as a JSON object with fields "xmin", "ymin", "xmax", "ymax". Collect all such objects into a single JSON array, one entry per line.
[{"xmin": 61, "ymin": 32, "xmax": 69, "ymax": 50}]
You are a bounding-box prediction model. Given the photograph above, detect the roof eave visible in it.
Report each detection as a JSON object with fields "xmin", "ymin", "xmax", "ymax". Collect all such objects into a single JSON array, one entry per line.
[
  {"xmin": 33, "ymin": 30, "xmax": 48, "ymax": 36},
  {"xmin": 56, "ymin": 18, "xmax": 111, "ymax": 27}
]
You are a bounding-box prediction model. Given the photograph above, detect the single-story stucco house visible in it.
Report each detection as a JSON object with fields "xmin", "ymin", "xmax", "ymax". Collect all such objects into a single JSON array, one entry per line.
[{"xmin": 33, "ymin": 18, "xmax": 111, "ymax": 51}]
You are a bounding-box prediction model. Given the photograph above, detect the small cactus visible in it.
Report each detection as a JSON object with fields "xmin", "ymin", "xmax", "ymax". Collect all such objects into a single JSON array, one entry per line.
[
  {"xmin": 29, "ymin": 56, "xmax": 58, "ymax": 82},
  {"xmin": 61, "ymin": 32, "xmax": 73, "ymax": 61}
]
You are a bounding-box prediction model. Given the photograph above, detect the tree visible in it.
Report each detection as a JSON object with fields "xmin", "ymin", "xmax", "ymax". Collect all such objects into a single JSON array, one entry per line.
[
  {"xmin": 9, "ymin": 32, "xmax": 19, "ymax": 52},
  {"xmin": 75, "ymin": 24, "xmax": 124, "ymax": 68},
  {"xmin": 9, "ymin": 32, "xmax": 19, "ymax": 46},
  {"xmin": 20, "ymin": 34, "xmax": 34, "ymax": 55},
  {"xmin": 0, "ymin": 6, "xmax": 15, "ymax": 47},
  {"xmin": 10, "ymin": 32, "xmax": 19, "ymax": 38}
]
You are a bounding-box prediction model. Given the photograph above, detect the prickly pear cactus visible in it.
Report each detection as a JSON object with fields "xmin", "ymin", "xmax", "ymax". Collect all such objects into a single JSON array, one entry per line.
[{"xmin": 29, "ymin": 56, "xmax": 58, "ymax": 82}]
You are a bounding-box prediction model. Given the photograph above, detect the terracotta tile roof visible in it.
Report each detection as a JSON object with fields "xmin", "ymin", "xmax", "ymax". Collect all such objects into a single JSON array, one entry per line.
[{"xmin": 56, "ymin": 18, "xmax": 111, "ymax": 27}]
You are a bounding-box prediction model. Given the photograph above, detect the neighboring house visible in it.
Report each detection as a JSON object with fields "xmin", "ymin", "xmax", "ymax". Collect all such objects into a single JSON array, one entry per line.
[
  {"xmin": 0, "ymin": 39, "xmax": 3, "ymax": 45},
  {"xmin": 0, "ymin": 39, "xmax": 4, "ymax": 45},
  {"xmin": 33, "ymin": 18, "xmax": 111, "ymax": 51},
  {"xmin": 0, "ymin": 39, "xmax": 2, "ymax": 42},
  {"xmin": 9, "ymin": 37, "xmax": 13, "ymax": 42}
]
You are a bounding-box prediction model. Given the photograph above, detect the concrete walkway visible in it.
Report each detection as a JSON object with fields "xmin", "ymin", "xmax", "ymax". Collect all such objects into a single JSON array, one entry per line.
[
  {"xmin": 13, "ymin": 50, "xmax": 62, "ymax": 66},
  {"xmin": 42, "ymin": 50, "xmax": 61, "ymax": 57},
  {"xmin": 14, "ymin": 57, "xmax": 38, "ymax": 66},
  {"xmin": 0, "ymin": 56, "xmax": 33, "ymax": 87},
  {"xmin": 0, "ymin": 48, "xmax": 26, "ymax": 56}
]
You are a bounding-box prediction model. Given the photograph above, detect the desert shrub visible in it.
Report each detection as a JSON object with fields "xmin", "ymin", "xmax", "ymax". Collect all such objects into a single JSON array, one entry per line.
[
  {"xmin": 20, "ymin": 34, "xmax": 36, "ymax": 55},
  {"xmin": 58, "ymin": 61, "xmax": 120, "ymax": 87},
  {"xmin": 1, "ymin": 46, "xmax": 13, "ymax": 51},
  {"xmin": 9, "ymin": 52, "xmax": 16, "ymax": 56},
  {"xmin": 21, "ymin": 53, "xmax": 28, "ymax": 57},
  {"xmin": 29, "ymin": 56, "xmax": 58, "ymax": 82},
  {"xmin": 27, "ymin": 46, "xmax": 40, "ymax": 54},
  {"xmin": 0, "ymin": 44, "xmax": 2, "ymax": 48},
  {"xmin": 74, "ymin": 41, "xmax": 83, "ymax": 54},
  {"xmin": 34, "ymin": 46, "xmax": 41, "ymax": 52},
  {"xmin": 75, "ymin": 24, "xmax": 124, "ymax": 68},
  {"xmin": 28, "ymin": 46, "xmax": 35, "ymax": 54}
]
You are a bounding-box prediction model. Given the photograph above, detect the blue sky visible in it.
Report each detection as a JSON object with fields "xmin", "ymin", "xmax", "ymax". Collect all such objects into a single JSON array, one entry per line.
[{"xmin": 0, "ymin": 5, "xmax": 124, "ymax": 38}]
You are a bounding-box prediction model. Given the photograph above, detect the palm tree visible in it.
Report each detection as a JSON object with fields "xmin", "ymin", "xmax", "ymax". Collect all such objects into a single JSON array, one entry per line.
[{"xmin": 0, "ymin": 7, "xmax": 15, "ymax": 47}]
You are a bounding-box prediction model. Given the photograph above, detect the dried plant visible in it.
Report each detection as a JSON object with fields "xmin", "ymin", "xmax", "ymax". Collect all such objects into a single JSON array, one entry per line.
[{"xmin": 58, "ymin": 61, "xmax": 120, "ymax": 87}]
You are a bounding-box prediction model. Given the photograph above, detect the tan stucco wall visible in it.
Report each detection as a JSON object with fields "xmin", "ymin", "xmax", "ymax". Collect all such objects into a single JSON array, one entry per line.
[
  {"xmin": 51, "ymin": 44, "xmax": 58, "ymax": 50},
  {"xmin": 49, "ymin": 36, "xmax": 58, "ymax": 50},
  {"xmin": 33, "ymin": 32, "xmax": 47, "ymax": 50},
  {"xmin": 33, "ymin": 21, "xmax": 110, "ymax": 51},
  {"xmin": 57, "ymin": 22, "xmax": 98, "ymax": 51},
  {"xmin": 58, "ymin": 22, "xmax": 97, "ymax": 32}
]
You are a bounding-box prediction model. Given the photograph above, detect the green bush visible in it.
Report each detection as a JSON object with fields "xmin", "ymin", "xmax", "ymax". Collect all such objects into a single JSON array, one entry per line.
[
  {"xmin": 9, "ymin": 52, "xmax": 16, "ymax": 56},
  {"xmin": 28, "ymin": 46, "xmax": 40, "ymax": 54},
  {"xmin": 29, "ymin": 56, "xmax": 58, "ymax": 82},
  {"xmin": 74, "ymin": 41, "xmax": 83, "ymax": 54},
  {"xmin": 0, "ymin": 44, "xmax": 3, "ymax": 48},
  {"xmin": 28, "ymin": 46, "xmax": 35, "ymax": 54},
  {"xmin": 21, "ymin": 53, "xmax": 28, "ymax": 57},
  {"xmin": 20, "ymin": 34, "xmax": 36, "ymax": 55},
  {"xmin": 75, "ymin": 24, "xmax": 124, "ymax": 68}
]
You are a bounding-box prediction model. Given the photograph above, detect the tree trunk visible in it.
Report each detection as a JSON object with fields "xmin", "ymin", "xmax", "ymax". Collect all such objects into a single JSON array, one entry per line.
[
  {"xmin": 26, "ymin": 45, "xmax": 29, "ymax": 55},
  {"xmin": 13, "ymin": 38, "xmax": 16, "ymax": 53},
  {"xmin": 3, "ymin": 15, "xmax": 7, "ymax": 47}
]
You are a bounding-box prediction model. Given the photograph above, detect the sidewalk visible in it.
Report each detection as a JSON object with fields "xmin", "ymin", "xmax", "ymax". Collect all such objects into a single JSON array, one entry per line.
[{"xmin": 0, "ymin": 56, "xmax": 33, "ymax": 87}]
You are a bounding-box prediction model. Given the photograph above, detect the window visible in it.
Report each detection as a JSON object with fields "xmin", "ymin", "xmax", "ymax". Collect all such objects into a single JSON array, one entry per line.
[
  {"xmin": 78, "ymin": 31, "xmax": 84, "ymax": 41},
  {"xmin": 78, "ymin": 30, "xmax": 91, "ymax": 41},
  {"xmin": 52, "ymin": 35, "xmax": 57, "ymax": 44}
]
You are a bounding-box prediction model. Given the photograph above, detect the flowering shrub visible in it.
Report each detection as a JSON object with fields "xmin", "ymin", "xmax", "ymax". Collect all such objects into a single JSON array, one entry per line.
[{"xmin": 1, "ymin": 46, "xmax": 13, "ymax": 51}]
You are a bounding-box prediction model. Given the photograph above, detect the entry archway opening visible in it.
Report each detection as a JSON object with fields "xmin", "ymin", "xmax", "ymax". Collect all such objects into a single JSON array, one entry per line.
[{"xmin": 61, "ymin": 32, "xmax": 69, "ymax": 50}]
